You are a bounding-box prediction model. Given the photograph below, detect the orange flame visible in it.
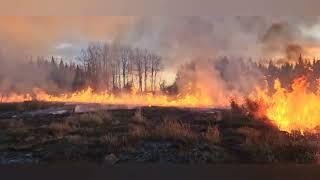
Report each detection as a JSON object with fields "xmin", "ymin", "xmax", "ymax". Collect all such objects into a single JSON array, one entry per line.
[
  {"xmin": 0, "ymin": 93, "xmax": 32, "ymax": 102},
  {"xmin": 254, "ymin": 76, "xmax": 320, "ymax": 132},
  {"xmin": 3, "ymin": 76, "xmax": 320, "ymax": 133},
  {"xmin": 0, "ymin": 87, "xmax": 224, "ymax": 108}
]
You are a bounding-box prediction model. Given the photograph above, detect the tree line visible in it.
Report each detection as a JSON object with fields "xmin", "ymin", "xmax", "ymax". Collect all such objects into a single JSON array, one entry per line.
[
  {"xmin": 259, "ymin": 54, "xmax": 320, "ymax": 92},
  {"xmin": 31, "ymin": 42, "xmax": 163, "ymax": 94},
  {"xmin": 6, "ymin": 43, "xmax": 319, "ymax": 96},
  {"xmin": 227, "ymin": 54, "xmax": 320, "ymax": 92}
]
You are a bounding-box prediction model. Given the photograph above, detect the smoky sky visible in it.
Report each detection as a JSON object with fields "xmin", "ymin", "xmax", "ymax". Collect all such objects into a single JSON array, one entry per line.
[
  {"xmin": 1, "ymin": 16, "xmax": 320, "ymax": 69},
  {"xmin": 126, "ymin": 16, "xmax": 320, "ymax": 68}
]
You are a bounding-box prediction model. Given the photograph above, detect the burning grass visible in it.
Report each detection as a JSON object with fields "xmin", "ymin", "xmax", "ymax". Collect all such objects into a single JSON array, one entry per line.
[
  {"xmin": 0, "ymin": 87, "xmax": 218, "ymax": 108},
  {"xmin": 251, "ymin": 76, "xmax": 320, "ymax": 133}
]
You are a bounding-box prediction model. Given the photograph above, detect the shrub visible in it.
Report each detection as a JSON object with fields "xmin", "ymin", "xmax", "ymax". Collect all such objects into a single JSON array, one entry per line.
[
  {"xmin": 48, "ymin": 121, "xmax": 74, "ymax": 136},
  {"xmin": 153, "ymin": 119, "xmax": 197, "ymax": 142},
  {"xmin": 0, "ymin": 119, "xmax": 25, "ymax": 129},
  {"xmin": 132, "ymin": 108, "xmax": 145, "ymax": 123},
  {"xmin": 65, "ymin": 135, "xmax": 83, "ymax": 144},
  {"xmin": 237, "ymin": 126, "xmax": 261, "ymax": 145},
  {"xmin": 67, "ymin": 111, "xmax": 112, "ymax": 127},
  {"xmin": 101, "ymin": 133, "xmax": 128, "ymax": 147},
  {"xmin": 130, "ymin": 124, "xmax": 149, "ymax": 139},
  {"xmin": 204, "ymin": 126, "xmax": 220, "ymax": 144},
  {"xmin": 78, "ymin": 113, "xmax": 103, "ymax": 125}
]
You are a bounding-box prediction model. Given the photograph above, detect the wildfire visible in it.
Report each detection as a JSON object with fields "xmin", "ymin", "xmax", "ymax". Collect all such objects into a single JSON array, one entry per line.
[
  {"xmin": 3, "ymin": 75, "xmax": 320, "ymax": 133},
  {"xmin": 254, "ymin": 76, "xmax": 320, "ymax": 132},
  {"xmin": 0, "ymin": 87, "xmax": 218, "ymax": 108},
  {"xmin": 0, "ymin": 93, "xmax": 32, "ymax": 103}
]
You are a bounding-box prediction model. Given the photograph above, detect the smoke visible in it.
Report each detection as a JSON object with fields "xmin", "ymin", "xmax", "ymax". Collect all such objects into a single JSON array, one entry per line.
[
  {"xmin": 123, "ymin": 17, "xmax": 320, "ymax": 100},
  {"xmin": 0, "ymin": 56, "xmax": 58, "ymax": 95},
  {"xmin": 0, "ymin": 16, "xmax": 320, "ymax": 97},
  {"xmin": 174, "ymin": 59, "xmax": 232, "ymax": 106},
  {"xmin": 0, "ymin": 17, "xmax": 137, "ymax": 94},
  {"xmin": 285, "ymin": 43, "xmax": 304, "ymax": 62},
  {"xmin": 174, "ymin": 57, "xmax": 264, "ymax": 106},
  {"xmin": 258, "ymin": 17, "xmax": 320, "ymax": 61},
  {"xmin": 0, "ymin": 16, "xmax": 319, "ymax": 64},
  {"xmin": 125, "ymin": 17, "xmax": 320, "ymax": 66}
]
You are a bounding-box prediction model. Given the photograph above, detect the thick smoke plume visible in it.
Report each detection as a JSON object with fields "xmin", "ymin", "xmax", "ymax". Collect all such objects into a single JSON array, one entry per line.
[{"xmin": 173, "ymin": 57, "xmax": 264, "ymax": 106}]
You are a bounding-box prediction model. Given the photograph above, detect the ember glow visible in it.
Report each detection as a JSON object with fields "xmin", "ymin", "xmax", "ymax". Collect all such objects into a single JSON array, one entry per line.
[{"xmin": 255, "ymin": 76, "xmax": 320, "ymax": 132}]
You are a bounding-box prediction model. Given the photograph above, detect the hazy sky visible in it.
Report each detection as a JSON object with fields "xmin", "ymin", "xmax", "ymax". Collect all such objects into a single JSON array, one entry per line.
[
  {"xmin": 1, "ymin": 17, "xmax": 320, "ymax": 59},
  {"xmin": 0, "ymin": 1, "xmax": 319, "ymax": 85},
  {"xmin": 0, "ymin": 16, "xmax": 137, "ymax": 59},
  {"xmin": 1, "ymin": 16, "xmax": 320, "ymax": 85}
]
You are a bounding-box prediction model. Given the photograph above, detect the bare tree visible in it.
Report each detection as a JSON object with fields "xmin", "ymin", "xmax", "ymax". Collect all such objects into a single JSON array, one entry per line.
[
  {"xmin": 102, "ymin": 43, "xmax": 111, "ymax": 90},
  {"xmin": 121, "ymin": 46, "xmax": 130, "ymax": 89},
  {"xmin": 143, "ymin": 49, "xmax": 149, "ymax": 92},
  {"xmin": 127, "ymin": 48, "xmax": 135, "ymax": 86},
  {"xmin": 75, "ymin": 42, "xmax": 163, "ymax": 93},
  {"xmin": 150, "ymin": 54, "xmax": 162, "ymax": 92},
  {"xmin": 150, "ymin": 54, "xmax": 155, "ymax": 92},
  {"xmin": 110, "ymin": 44, "xmax": 120, "ymax": 90},
  {"xmin": 153, "ymin": 55, "xmax": 162, "ymax": 91},
  {"xmin": 134, "ymin": 48, "xmax": 143, "ymax": 92}
]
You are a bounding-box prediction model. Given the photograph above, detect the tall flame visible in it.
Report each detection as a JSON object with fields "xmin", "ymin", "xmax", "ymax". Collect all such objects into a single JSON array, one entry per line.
[{"xmin": 254, "ymin": 76, "xmax": 320, "ymax": 132}]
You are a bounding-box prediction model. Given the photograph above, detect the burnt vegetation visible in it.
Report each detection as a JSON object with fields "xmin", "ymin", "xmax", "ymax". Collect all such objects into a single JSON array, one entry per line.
[{"xmin": 0, "ymin": 102, "xmax": 319, "ymax": 165}]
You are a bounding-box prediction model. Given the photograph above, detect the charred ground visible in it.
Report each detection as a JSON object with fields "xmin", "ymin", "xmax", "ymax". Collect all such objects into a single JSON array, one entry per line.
[{"xmin": 0, "ymin": 101, "xmax": 318, "ymax": 165}]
